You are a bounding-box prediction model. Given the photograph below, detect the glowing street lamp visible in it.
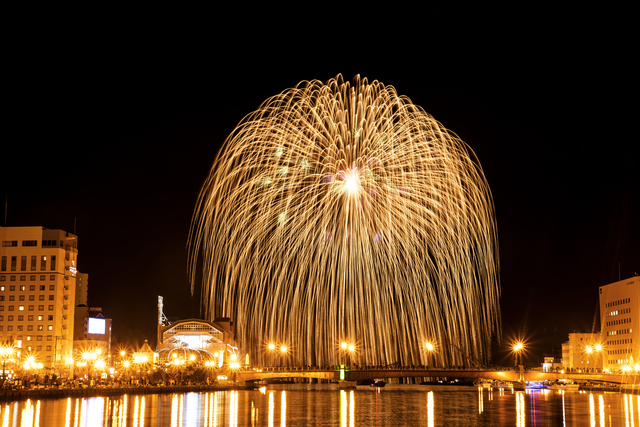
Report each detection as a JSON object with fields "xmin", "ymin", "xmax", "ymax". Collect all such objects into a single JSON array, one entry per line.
[
  {"xmin": 512, "ymin": 342, "xmax": 524, "ymax": 367},
  {"xmin": 0, "ymin": 345, "xmax": 14, "ymax": 381},
  {"xmin": 346, "ymin": 344, "xmax": 355, "ymax": 367},
  {"xmin": 267, "ymin": 343, "xmax": 276, "ymax": 368},
  {"xmin": 425, "ymin": 342, "xmax": 435, "ymax": 368},
  {"xmin": 280, "ymin": 346, "xmax": 288, "ymax": 368},
  {"xmin": 340, "ymin": 342, "xmax": 348, "ymax": 366},
  {"xmin": 585, "ymin": 343, "xmax": 603, "ymax": 372},
  {"xmin": 133, "ymin": 353, "xmax": 149, "ymax": 383}
]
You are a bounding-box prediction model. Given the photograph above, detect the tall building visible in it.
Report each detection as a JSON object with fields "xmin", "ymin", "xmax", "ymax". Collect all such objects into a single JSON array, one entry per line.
[
  {"xmin": 0, "ymin": 226, "xmax": 78, "ymax": 369},
  {"xmin": 599, "ymin": 276, "xmax": 640, "ymax": 371}
]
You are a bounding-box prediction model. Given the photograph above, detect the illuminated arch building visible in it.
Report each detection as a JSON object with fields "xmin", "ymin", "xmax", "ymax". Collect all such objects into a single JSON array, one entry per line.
[{"xmin": 155, "ymin": 296, "xmax": 237, "ymax": 367}]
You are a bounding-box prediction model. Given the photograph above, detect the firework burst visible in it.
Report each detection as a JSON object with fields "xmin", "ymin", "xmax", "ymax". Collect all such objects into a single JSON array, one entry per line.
[{"xmin": 189, "ymin": 75, "xmax": 500, "ymax": 367}]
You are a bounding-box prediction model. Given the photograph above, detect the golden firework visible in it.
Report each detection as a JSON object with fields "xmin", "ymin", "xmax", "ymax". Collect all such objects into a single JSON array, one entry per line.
[{"xmin": 189, "ymin": 75, "xmax": 500, "ymax": 367}]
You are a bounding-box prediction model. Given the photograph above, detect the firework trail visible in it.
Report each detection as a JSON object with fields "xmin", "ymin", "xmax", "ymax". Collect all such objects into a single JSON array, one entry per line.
[{"xmin": 189, "ymin": 75, "xmax": 500, "ymax": 367}]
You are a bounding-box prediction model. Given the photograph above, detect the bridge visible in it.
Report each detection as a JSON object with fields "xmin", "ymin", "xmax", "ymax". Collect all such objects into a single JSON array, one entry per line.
[{"xmin": 230, "ymin": 367, "xmax": 640, "ymax": 385}]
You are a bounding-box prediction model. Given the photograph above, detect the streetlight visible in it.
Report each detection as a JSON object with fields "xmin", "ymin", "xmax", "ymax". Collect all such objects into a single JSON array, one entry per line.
[
  {"xmin": 280, "ymin": 346, "xmax": 288, "ymax": 368},
  {"xmin": 347, "ymin": 344, "xmax": 355, "ymax": 367},
  {"xmin": 133, "ymin": 353, "xmax": 149, "ymax": 384},
  {"xmin": 65, "ymin": 356, "xmax": 74, "ymax": 380},
  {"xmin": 340, "ymin": 342, "xmax": 348, "ymax": 366},
  {"xmin": 425, "ymin": 342, "xmax": 435, "ymax": 368},
  {"xmin": 205, "ymin": 360, "xmax": 216, "ymax": 384},
  {"xmin": 267, "ymin": 343, "xmax": 276, "ymax": 369},
  {"xmin": 512, "ymin": 342, "xmax": 524, "ymax": 368},
  {"xmin": 585, "ymin": 343, "xmax": 603, "ymax": 372},
  {"xmin": 0, "ymin": 345, "xmax": 14, "ymax": 382}
]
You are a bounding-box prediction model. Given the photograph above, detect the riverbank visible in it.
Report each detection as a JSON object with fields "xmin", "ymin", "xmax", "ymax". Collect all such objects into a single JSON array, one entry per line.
[
  {"xmin": 0, "ymin": 383, "xmax": 256, "ymax": 402},
  {"xmin": 2, "ymin": 381, "xmax": 637, "ymax": 403}
]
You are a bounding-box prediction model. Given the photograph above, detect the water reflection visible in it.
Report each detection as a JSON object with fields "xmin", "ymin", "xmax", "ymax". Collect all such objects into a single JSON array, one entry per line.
[
  {"xmin": 515, "ymin": 392, "xmax": 525, "ymax": 427},
  {"xmin": 5, "ymin": 387, "xmax": 640, "ymax": 425},
  {"xmin": 268, "ymin": 391, "xmax": 274, "ymax": 427},
  {"xmin": 427, "ymin": 391, "xmax": 434, "ymax": 427}
]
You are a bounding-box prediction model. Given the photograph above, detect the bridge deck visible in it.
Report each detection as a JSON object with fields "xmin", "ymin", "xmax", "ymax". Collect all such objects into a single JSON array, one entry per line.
[{"xmin": 233, "ymin": 368, "xmax": 638, "ymax": 385}]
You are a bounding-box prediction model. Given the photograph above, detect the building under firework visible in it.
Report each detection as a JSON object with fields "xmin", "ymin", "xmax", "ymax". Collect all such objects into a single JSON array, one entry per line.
[
  {"xmin": 0, "ymin": 226, "xmax": 78, "ymax": 369},
  {"xmin": 599, "ymin": 276, "xmax": 640, "ymax": 371},
  {"xmin": 155, "ymin": 296, "xmax": 238, "ymax": 367}
]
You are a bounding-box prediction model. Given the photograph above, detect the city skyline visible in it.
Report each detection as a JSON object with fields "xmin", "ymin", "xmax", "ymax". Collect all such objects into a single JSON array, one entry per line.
[{"xmin": 2, "ymin": 7, "xmax": 637, "ymax": 365}]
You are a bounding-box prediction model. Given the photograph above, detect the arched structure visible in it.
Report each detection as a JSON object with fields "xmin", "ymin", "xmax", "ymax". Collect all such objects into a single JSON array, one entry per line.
[{"xmin": 156, "ymin": 296, "xmax": 238, "ymax": 367}]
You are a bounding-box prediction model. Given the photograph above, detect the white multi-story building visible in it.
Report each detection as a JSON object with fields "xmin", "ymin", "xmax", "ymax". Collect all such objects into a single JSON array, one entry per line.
[
  {"xmin": 0, "ymin": 226, "xmax": 78, "ymax": 369},
  {"xmin": 599, "ymin": 276, "xmax": 640, "ymax": 370}
]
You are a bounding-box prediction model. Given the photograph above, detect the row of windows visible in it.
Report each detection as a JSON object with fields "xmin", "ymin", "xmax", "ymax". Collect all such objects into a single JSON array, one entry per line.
[
  {"xmin": 0, "ymin": 325, "xmax": 54, "ymax": 332},
  {"xmin": 607, "ymin": 328, "xmax": 632, "ymax": 336},
  {"xmin": 0, "ymin": 284, "xmax": 56, "ymax": 291},
  {"xmin": 25, "ymin": 346, "xmax": 53, "ymax": 355},
  {"xmin": 608, "ymin": 348, "xmax": 633, "ymax": 355},
  {"xmin": 1, "ymin": 276, "xmax": 56, "ymax": 282},
  {"xmin": 0, "ymin": 255, "xmax": 56, "ymax": 272},
  {"xmin": 609, "ymin": 359, "xmax": 630, "ymax": 365},
  {"xmin": 2, "ymin": 240, "xmax": 61, "ymax": 247},
  {"xmin": 0, "ymin": 305, "xmax": 64, "ymax": 312},
  {"xmin": 606, "ymin": 317, "xmax": 631, "ymax": 327},
  {"xmin": 606, "ymin": 338, "xmax": 632, "ymax": 348},
  {"xmin": 0, "ymin": 295, "xmax": 56, "ymax": 301},
  {"xmin": 0, "ymin": 315, "xmax": 55, "ymax": 321},
  {"xmin": 0, "ymin": 334, "xmax": 54, "ymax": 342},
  {"xmin": 607, "ymin": 298, "xmax": 630, "ymax": 308},
  {"xmin": 606, "ymin": 307, "xmax": 631, "ymax": 317}
]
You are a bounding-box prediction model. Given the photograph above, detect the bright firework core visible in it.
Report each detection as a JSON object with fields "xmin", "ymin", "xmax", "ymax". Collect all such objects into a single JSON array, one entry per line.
[
  {"xmin": 340, "ymin": 168, "xmax": 361, "ymax": 196},
  {"xmin": 189, "ymin": 74, "xmax": 500, "ymax": 368}
]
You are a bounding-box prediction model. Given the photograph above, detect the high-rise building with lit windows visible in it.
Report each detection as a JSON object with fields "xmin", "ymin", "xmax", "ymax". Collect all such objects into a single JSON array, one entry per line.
[
  {"xmin": 599, "ymin": 276, "xmax": 640, "ymax": 371},
  {"xmin": 0, "ymin": 226, "xmax": 78, "ymax": 369}
]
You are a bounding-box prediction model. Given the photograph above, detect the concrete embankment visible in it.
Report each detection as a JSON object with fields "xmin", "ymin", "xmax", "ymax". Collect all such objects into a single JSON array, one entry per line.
[{"xmin": 0, "ymin": 384, "xmax": 254, "ymax": 402}]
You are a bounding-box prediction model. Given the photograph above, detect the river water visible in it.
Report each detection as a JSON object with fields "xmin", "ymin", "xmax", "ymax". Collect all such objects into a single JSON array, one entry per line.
[{"xmin": 2, "ymin": 384, "xmax": 638, "ymax": 426}]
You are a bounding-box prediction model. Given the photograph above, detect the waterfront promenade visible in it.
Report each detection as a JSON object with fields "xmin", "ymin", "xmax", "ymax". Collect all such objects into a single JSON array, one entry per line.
[{"xmin": 0, "ymin": 383, "xmax": 252, "ymax": 402}]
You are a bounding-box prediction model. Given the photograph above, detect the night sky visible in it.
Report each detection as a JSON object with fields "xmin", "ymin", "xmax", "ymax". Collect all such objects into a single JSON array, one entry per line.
[{"xmin": 3, "ymin": 7, "xmax": 637, "ymax": 366}]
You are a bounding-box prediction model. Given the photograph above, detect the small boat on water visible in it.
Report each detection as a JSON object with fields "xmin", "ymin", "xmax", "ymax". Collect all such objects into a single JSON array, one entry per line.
[
  {"xmin": 370, "ymin": 380, "xmax": 386, "ymax": 387},
  {"xmin": 547, "ymin": 381, "xmax": 580, "ymax": 391},
  {"xmin": 525, "ymin": 382, "xmax": 547, "ymax": 390}
]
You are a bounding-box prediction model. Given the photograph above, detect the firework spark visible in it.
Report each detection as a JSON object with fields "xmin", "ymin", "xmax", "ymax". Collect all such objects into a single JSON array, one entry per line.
[{"xmin": 189, "ymin": 75, "xmax": 500, "ymax": 367}]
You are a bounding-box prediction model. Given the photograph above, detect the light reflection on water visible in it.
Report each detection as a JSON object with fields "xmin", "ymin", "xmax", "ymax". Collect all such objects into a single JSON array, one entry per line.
[{"xmin": 1, "ymin": 385, "xmax": 640, "ymax": 426}]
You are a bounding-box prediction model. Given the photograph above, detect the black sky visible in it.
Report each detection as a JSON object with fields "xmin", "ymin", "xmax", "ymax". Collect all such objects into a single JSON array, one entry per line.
[{"xmin": 2, "ymin": 6, "xmax": 637, "ymax": 365}]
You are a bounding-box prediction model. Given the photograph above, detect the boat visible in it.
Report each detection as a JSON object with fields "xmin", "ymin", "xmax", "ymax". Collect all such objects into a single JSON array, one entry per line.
[
  {"xmin": 547, "ymin": 381, "xmax": 580, "ymax": 391},
  {"xmin": 370, "ymin": 380, "xmax": 386, "ymax": 387},
  {"xmin": 525, "ymin": 382, "xmax": 547, "ymax": 390}
]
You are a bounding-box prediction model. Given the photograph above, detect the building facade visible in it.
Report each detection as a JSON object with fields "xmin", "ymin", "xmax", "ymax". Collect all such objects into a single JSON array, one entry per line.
[
  {"xmin": 73, "ymin": 305, "xmax": 112, "ymax": 358},
  {"xmin": 561, "ymin": 332, "xmax": 602, "ymax": 371},
  {"xmin": 155, "ymin": 296, "xmax": 236, "ymax": 366},
  {"xmin": 0, "ymin": 226, "xmax": 78, "ymax": 369},
  {"xmin": 599, "ymin": 276, "xmax": 640, "ymax": 371}
]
